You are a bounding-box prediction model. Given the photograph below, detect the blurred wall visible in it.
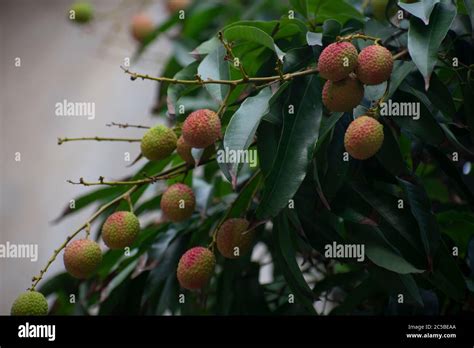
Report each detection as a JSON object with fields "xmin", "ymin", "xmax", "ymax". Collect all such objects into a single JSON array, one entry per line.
[{"xmin": 0, "ymin": 0, "xmax": 171, "ymax": 314}]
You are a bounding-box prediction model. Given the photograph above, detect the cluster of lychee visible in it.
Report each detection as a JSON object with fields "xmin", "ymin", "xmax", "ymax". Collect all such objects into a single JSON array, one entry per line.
[
  {"xmin": 318, "ymin": 41, "xmax": 392, "ymax": 160},
  {"xmin": 11, "ymin": 108, "xmax": 253, "ymax": 314}
]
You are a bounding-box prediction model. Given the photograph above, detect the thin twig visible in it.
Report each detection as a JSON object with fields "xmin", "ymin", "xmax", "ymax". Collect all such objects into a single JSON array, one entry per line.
[
  {"xmin": 106, "ymin": 122, "xmax": 151, "ymax": 129},
  {"xmin": 58, "ymin": 137, "xmax": 141, "ymax": 145}
]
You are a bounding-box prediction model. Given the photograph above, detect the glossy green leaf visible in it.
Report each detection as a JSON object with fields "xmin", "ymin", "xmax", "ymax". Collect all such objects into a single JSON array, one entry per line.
[
  {"xmin": 398, "ymin": 0, "xmax": 440, "ymax": 24},
  {"xmin": 407, "ymin": 1, "xmax": 457, "ymax": 89},
  {"xmin": 257, "ymin": 75, "xmax": 323, "ymax": 219},
  {"xmin": 198, "ymin": 44, "xmax": 230, "ymax": 102}
]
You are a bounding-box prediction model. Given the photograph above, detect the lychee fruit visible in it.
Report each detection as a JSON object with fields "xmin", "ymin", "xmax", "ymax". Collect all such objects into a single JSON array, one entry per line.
[
  {"xmin": 102, "ymin": 211, "xmax": 140, "ymax": 249},
  {"xmin": 182, "ymin": 109, "xmax": 221, "ymax": 148},
  {"xmin": 177, "ymin": 247, "xmax": 215, "ymax": 290},
  {"xmin": 63, "ymin": 239, "xmax": 102, "ymax": 279},
  {"xmin": 141, "ymin": 125, "xmax": 177, "ymax": 161},
  {"xmin": 356, "ymin": 45, "xmax": 393, "ymax": 85},
  {"xmin": 166, "ymin": 0, "xmax": 191, "ymax": 13},
  {"xmin": 11, "ymin": 291, "xmax": 48, "ymax": 316},
  {"xmin": 176, "ymin": 135, "xmax": 214, "ymax": 166},
  {"xmin": 216, "ymin": 218, "xmax": 254, "ymax": 259},
  {"xmin": 160, "ymin": 183, "xmax": 195, "ymax": 222},
  {"xmin": 344, "ymin": 116, "xmax": 384, "ymax": 160},
  {"xmin": 322, "ymin": 75, "xmax": 364, "ymax": 112},
  {"xmin": 317, "ymin": 42, "xmax": 358, "ymax": 81},
  {"xmin": 131, "ymin": 14, "xmax": 154, "ymax": 43},
  {"xmin": 70, "ymin": 1, "xmax": 93, "ymax": 24}
]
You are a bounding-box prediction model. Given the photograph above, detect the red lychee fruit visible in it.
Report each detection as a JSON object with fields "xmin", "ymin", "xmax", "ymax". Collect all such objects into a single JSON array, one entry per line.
[
  {"xmin": 317, "ymin": 42, "xmax": 358, "ymax": 81},
  {"xmin": 177, "ymin": 246, "xmax": 215, "ymax": 290},
  {"xmin": 182, "ymin": 109, "xmax": 221, "ymax": 148},
  {"xmin": 160, "ymin": 183, "xmax": 196, "ymax": 222}
]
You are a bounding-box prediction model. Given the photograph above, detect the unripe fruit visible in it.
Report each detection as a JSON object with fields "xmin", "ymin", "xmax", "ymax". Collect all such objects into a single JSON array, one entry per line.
[
  {"xmin": 131, "ymin": 14, "xmax": 154, "ymax": 43},
  {"xmin": 317, "ymin": 42, "xmax": 358, "ymax": 81},
  {"xmin": 11, "ymin": 291, "xmax": 48, "ymax": 316},
  {"xmin": 141, "ymin": 125, "xmax": 177, "ymax": 161},
  {"xmin": 216, "ymin": 218, "xmax": 254, "ymax": 259},
  {"xmin": 176, "ymin": 135, "xmax": 214, "ymax": 166},
  {"xmin": 182, "ymin": 109, "xmax": 221, "ymax": 148},
  {"xmin": 166, "ymin": 0, "xmax": 191, "ymax": 13},
  {"xmin": 356, "ymin": 45, "xmax": 393, "ymax": 85},
  {"xmin": 344, "ymin": 116, "xmax": 384, "ymax": 160},
  {"xmin": 177, "ymin": 247, "xmax": 215, "ymax": 290},
  {"xmin": 160, "ymin": 183, "xmax": 195, "ymax": 222},
  {"xmin": 102, "ymin": 211, "xmax": 140, "ymax": 249},
  {"xmin": 63, "ymin": 239, "xmax": 102, "ymax": 279},
  {"xmin": 70, "ymin": 2, "xmax": 93, "ymax": 24},
  {"xmin": 322, "ymin": 75, "xmax": 364, "ymax": 112}
]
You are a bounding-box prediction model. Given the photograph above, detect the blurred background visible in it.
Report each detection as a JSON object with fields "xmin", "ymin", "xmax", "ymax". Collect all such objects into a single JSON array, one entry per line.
[{"xmin": 0, "ymin": 0, "xmax": 173, "ymax": 314}]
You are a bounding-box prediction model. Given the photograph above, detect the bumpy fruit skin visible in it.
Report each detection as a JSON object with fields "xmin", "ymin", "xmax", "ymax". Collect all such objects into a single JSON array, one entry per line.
[
  {"xmin": 63, "ymin": 239, "xmax": 102, "ymax": 279},
  {"xmin": 70, "ymin": 2, "xmax": 93, "ymax": 23},
  {"xmin": 131, "ymin": 14, "xmax": 154, "ymax": 43},
  {"xmin": 11, "ymin": 291, "xmax": 48, "ymax": 316},
  {"xmin": 160, "ymin": 183, "xmax": 196, "ymax": 222},
  {"xmin": 344, "ymin": 116, "xmax": 384, "ymax": 160},
  {"xmin": 317, "ymin": 42, "xmax": 358, "ymax": 81},
  {"xmin": 102, "ymin": 211, "xmax": 140, "ymax": 249},
  {"xmin": 177, "ymin": 247, "xmax": 215, "ymax": 290},
  {"xmin": 166, "ymin": 0, "xmax": 191, "ymax": 12},
  {"xmin": 356, "ymin": 45, "xmax": 393, "ymax": 85},
  {"xmin": 141, "ymin": 125, "xmax": 177, "ymax": 161},
  {"xmin": 176, "ymin": 135, "xmax": 214, "ymax": 166},
  {"xmin": 216, "ymin": 218, "xmax": 254, "ymax": 259},
  {"xmin": 322, "ymin": 75, "xmax": 364, "ymax": 112},
  {"xmin": 182, "ymin": 109, "xmax": 221, "ymax": 148}
]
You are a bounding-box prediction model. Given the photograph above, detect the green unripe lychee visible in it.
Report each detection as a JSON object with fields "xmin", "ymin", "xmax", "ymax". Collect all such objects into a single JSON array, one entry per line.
[
  {"xmin": 141, "ymin": 125, "xmax": 177, "ymax": 161},
  {"xmin": 70, "ymin": 2, "xmax": 93, "ymax": 24},
  {"xmin": 317, "ymin": 42, "xmax": 358, "ymax": 81},
  {"xmin": 131, "ymin": 14, "xmax": 154, "ymax": 43},
  {"xmin": 160, "ymin": 183, "xmax": 195, "ymax": 222},
  {"xmin": 63, "ymin": 239, "xmax": 102, "ymax": 279},
  {"xmin": 182, "ymin": 109, "xmax": 221, "ymax": 148},
  {"xmin": 177, "ymin": 247, "xmax": 215, "ymax": 290},
  {"xmin": 356, "ymin": 45, "xmax": 393, "ymax": 85},
  {"xmin": 216, "ymin": 218, "xmax": 254, "ymax": 259},
  {"xmin": 322, "ymin": 75, "xmax": 364, "ymax": 112},
  {"xmin": 344, "ymin": 116, "xmax": 384, "ymax": 160},
  {"xmin": 102, "ymin": 211, "xmax": 140, "ymax": 249},
  {"xmin": 11, "ymin": 291, "xmax": 48, "ymax": 316},
  {"xmin": 176, "ymin": 135, "xmax": 214, "ymax": 166}
]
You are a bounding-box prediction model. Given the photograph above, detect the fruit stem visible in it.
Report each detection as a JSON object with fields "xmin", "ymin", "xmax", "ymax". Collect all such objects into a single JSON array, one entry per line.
[
  {"xmin": 337, "ymin": 33, "xmax": 382, "ymax": 45},
  {"xmin": 106, "ymin": 122, "xmax": 151, "ymax": 129},
  {"xmin": 57, "ymin": 136, "xmax": 141, "ymax": 145},
  {"xmin": 121, "ymin": 65, "xmax": 319, "ymax": 87},
  {"xmin": 29, "ymin": 184, "xmax": 139, "ymax": 291}
]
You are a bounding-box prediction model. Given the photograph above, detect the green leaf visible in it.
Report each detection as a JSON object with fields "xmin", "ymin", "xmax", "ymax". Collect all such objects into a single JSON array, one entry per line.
[
  {"xmin": 223, "ymin": 88, "xmax": 272, "ymax": 182},
  {"xmin": 273, "ymin": 212, "xmax": 316, "ymax": 314},
  {"xmin": 197, "ymin": 44, "xmax": 230, "ymax": 102},
  {"xmin": 398, "ymin": 0, "xmax": 440, "ymax": 24},
  {"xmin": 387, "ymin": 61, "xmax": 416, "ymax": 98},
  {"xmin": 307, "ymin": 0, "xmax": 364, "ymax": 23},
  {"xmin": 290, "ymin": 0, "xmax": 308, "ymax": 17},
  {"xmin": 366, "ymin": 244, "xmax": 425, "ymax": 274},
  {"xmin": 224, "ymin": 25, "xmax": 285, "ymax": 59},
  {"xmin": 257, "ymin": 75, "xmax": 323, "ymax": 219},
  {"xmin": 228, "ymin": 171, "xmax": 262, "ymax": 218},
  {"xmin": 407, "ymin": 1, "xmax": 457, "ymax": 89},
  {"xmin": 397, "ymin": 176, "xmax": 441, "ymax": 263}
]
